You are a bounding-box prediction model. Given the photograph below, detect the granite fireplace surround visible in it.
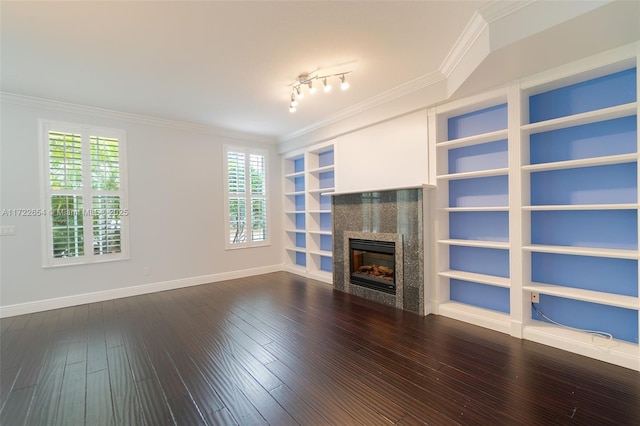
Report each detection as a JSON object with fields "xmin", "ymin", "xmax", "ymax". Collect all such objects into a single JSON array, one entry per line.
[{"xmin": 332, "ymin": 189, "xmax": 424, "ymax": 314}]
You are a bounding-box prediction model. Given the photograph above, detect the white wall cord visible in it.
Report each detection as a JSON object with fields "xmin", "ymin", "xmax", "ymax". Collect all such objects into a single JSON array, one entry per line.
[{"xmin": 531, "ymin": 303, "xmax": 615, "ymax": 351}]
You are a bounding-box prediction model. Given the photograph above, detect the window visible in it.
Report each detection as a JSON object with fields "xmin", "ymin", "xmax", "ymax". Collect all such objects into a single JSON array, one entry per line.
[
  {"xmin": 40, "ymin": 121, "xmax": 129, "ymax": 266},
  {"xmin": 224, "ymin": 146, "xmax": 269, "ymax": 248}
]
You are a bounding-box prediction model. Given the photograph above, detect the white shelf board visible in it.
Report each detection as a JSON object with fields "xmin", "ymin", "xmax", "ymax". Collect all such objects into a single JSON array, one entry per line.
[
  {"xmin": 440, "ymin": 206, "xmax": 509, "ymax": 212},
  {"xmin": 284, "ymin": 171, "xmax": 305, "ymax": 179},
  {"xmin": 436, "ymin": 129, "xmax": 509, "ymax": 150},
  {"xmin": 308, "ymin": 230, "xmax": 332, "ymax": 236},
  {"xmin": 437, "ymin": 168, "xmax": 508, "ymax": 181},
  {"xmin": 521, "ymin": 153, "xmax": 637, "ymax": 172},
  {"xmin": 284, "ymin": 210, "xmax": 305, "ymax": 215},
  {"xmin": 523, "ymin": 321, "xmax": 639, "ymax": 371},
  {"xmin": 438, "ymin": 239, "xmax": 510, "ymax": 249},
  {"xmin": 438, "ymin": 301, "xmax": 511, "ymax": 334},
  {"xmin": 523, "ymin": 203, "xmax": 639, "ymax": 211},
  {"xmin": 285, "ymin": 191, "xmax": 306, "ymax": 196},
  {"xmin": 523, "ymin": 244, "xmax": 639, "ymax": 259},
  {"xmin": 521, "ymin": 102, "xmax": 638, "ymax": 134},
  {"xmin": 308, "ymin": 165, "xmax": 335, "ymax": 174},
  {"xmin": 285, "ymin": 246, "xmax": 306, "ymax": 253},
  {"xmin": 308, "ymin": 187, "xmax": 334, "ymax": 194},
  {"xmin": 308, "ymin": 210, "xmax": 331, "ymax": 214},
  {"xmin": 285, "ymin": 228, "xmax": 306, "ymax": 233},
  {"xmin": 523, "ymin": 282, "xmax": 639, "ymax": 310},
  {"xmin": 309, "ymin": 250, "xmax": 332, "ymax": 258},
  {"xmin": 439, "ymin": 270, "xmax": 510, "ymax": 288}
]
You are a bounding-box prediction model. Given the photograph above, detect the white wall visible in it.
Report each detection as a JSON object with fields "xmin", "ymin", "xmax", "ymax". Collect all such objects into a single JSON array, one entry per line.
[
  {"xmin": 0, "ymin": 99, "xmax": 283, "ymax": 315},
  {"xmin": 334, "ymin": 109, "xmax": 429, "ymax": 194}
]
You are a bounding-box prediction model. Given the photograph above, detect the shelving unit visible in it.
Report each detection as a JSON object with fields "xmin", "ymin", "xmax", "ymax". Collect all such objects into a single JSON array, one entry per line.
[
  {"xmin": 433, "ymin": 91, "xmax": 513, "ymax": 334},
  {"xmin": 520, "ymin": 63, "xmax": 639, "ymax": 368},
  {"xmin": 429, "ymin": 47, "xmax": 640, "ymax": 370},
  {"xmin": 282, "ymin": 141, "xmax": 335, "ymax": 283}
]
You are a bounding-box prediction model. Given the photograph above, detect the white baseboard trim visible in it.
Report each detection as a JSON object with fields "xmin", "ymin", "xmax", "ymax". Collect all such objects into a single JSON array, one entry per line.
[{"xmin": 0, "ymin": 264, "xmax": 284, "ymax": 318}]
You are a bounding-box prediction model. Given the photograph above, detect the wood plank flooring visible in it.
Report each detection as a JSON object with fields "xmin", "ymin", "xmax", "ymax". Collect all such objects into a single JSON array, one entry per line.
[{"xmin": 1, "ymin": 271, "xmax": 639, "ymax": 425}]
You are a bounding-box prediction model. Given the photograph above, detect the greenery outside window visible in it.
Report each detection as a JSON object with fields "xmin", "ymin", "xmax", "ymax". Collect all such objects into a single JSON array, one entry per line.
[
  {"xmin": 40, "ymin": 121, "xmax": 129, "ymax": 266},
  {"xmin": 224, "ymin": 145, "xmax": 269, "ymax": 249}
]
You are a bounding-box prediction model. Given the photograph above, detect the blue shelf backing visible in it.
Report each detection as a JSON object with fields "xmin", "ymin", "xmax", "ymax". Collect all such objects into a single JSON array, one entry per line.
[
  {"xmin": 449, "ymin": 246, "xmax": 510, "ymax": 278},
  {"xmin": 295, "ymin": 232, "xmax": 306, "ymax": 249},
  {"xmin": 295, "ymin": 213, "xmax": 305, "ymax": 230},
  {"xmin": 529, "ymin": 68, "xmax": 637, "ymax": 123},
  {"xmin": 295, "ymin": 251, "xmax": 306, "ymax": 267},
  {"xmin": 319, "ymin": 171, "xmax": 335, "ymax": 189},
  {"xmin": 531, "ymin": 210, "xmax": 638, "ymax": 250},
  {"xmin": 320, "ymin": 194, "xmax": 332, "ymax": 211},
  {"xmin": 318, "ymin": 150, "xmax": 334, "ymax": 168},
  {"xmin": 448, "ymin": 139, "xmax": 508, "ymax": 173},
  {"xmin": 295, "ymin": 194, "xmax": 305, "ymax": 211},
  {"xmin": 319, "ymin": 213, "xmax": 332, "ymax": 231},
  {"xmin": 448, "ymin": 103, "xmax": 508, "ymax": 139},
  {"xmin": 320, "ymin": 255, "xmax": 332, "ymax": 272},
  {"xmin": 294, "ymin": 157, "xmax": 305, "ymax": 173},
  {"xmin": 450, "ymin": 279, "xmax": 510, "ymax": 313},
  {"xmin": 320, "ymin": 234, "xmax": 332, "ymax": 251},
  {"xmin": 530, "ymin": 163, "xmax": 637, "ymax": 205},
  {"xmin": 294, "ymin": 176, "xmax": 305, "ymax": 192},
  {"xmin": 449, "ymin": 175, "xmax": 509, "ymax": 208},
  {"xmin": 449, "ymin": 211, "xmax": 509, "ymax": 242},
  {"xmin": 530, "ymin": 116, "xmax": 637, "ymax": 164},
  {"xmin": 532, "ymin": 252, "xmax": 638, "ymax": 297},
  {"xmin": 533, "ymin": 295, "xmax": 638, "ymax": 343}
]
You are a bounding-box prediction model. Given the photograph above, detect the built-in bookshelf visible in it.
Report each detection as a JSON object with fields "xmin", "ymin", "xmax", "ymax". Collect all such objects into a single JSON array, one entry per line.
[
  {"xmin": 520, "ymin": 62, "xmax": 639, "ymax": 369},
  {"xmin": 433, "ymin": 46, "xmax": 639, "ymax": 370},
  {"xmin": 434, "ymin": 92, "xmax": 512, "ymax": 334},
  {"xmin": 283, "ymin": 141, "xmax": 335, "ymax": 283}
]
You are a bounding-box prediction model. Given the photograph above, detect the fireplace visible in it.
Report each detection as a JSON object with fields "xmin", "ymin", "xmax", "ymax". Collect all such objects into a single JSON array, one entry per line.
[
  {"xmin": 349, "ymin": 239, "xmax": 396, "ymax": 294},
  {"xmin": 335, "ymin": 189, "xmax": 424, "ymax": 313}
]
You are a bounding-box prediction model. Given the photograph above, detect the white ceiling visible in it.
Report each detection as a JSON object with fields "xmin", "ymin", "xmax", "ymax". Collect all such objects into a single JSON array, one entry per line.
[{"xmin": 1, "ymin": 1, "xmax": 639, "ymax": 141}]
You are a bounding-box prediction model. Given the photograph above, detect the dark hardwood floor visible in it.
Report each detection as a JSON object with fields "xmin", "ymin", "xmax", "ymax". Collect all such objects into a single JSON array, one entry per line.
[{"xmin": 1, "ymin": 272, "xmax": 639, "ymax": 425}]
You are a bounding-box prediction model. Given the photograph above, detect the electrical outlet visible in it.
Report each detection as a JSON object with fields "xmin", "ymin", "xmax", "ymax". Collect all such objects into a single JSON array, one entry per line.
[
  {"xmin": 0, "ymin": 225, "xmax": 16, "ymax": 236},
  {"xmin": 531, "ymin": 292, "xmax": 540, "ymax": 304}
]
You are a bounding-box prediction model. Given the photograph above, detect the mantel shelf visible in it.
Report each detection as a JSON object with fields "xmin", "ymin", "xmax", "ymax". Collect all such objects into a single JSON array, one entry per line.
[{"xmin": 326, "ymin": 184, "xmax": 435, "ymax": 196}]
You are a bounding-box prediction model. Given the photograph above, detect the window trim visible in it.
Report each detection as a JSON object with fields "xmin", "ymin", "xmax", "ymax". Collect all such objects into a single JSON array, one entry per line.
[
  {"xmin": 39, "ymin": 120, "xmax": 130, "ymax": 267},
  {"xmin": 223, "ymin": 145, "xmax": 270, "ymax": 250}
]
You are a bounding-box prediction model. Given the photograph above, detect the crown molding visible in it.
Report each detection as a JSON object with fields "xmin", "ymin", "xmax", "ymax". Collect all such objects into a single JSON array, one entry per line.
[
  {"xmin": 439, "ymin": 11, "xmax": 488, "ymax": 80},
  {"xmin": 479, "ymin": 0, "xmax": 537, "ymax": 24},
  {"xmin": 0, "ymin": 92, "xmax": 277, "ymax": 145}
]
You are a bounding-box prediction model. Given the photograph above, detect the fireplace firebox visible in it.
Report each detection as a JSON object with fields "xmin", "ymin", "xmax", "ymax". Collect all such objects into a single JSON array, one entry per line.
[{"xmin": 349, "ymin": 239, "xmax": 396, "ymax": 294}]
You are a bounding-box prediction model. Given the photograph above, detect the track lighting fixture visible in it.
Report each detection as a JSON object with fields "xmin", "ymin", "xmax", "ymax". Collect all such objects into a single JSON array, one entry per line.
[{"xmin": 288, "ymin": 71, "xmax": 352, "ymax": 112}]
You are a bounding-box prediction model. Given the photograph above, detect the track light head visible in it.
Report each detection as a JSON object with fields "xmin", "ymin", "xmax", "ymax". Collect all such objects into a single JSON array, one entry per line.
[
  {"xmin": 322, "ymin": 77, "xmax": 332, "ymax": 93},
  {"xmin": 340, "ymin": 74, "xmax": 350, "ymax": 90}
]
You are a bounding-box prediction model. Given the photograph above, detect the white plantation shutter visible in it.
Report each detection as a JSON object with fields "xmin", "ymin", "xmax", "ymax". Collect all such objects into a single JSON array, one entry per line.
[
  {"xmin": 91, "ymin": 136, "xmax": 120, "ymax": 190},
  {"xmin": 41, "ymin": 121, "xmax": 129, "ymax": 266},
  {"xmin": 49, "ymin": 131, "xmax": 83, "ymax": 190},
  {"xmin": 224, "ymin": 146, "xmax": 269, "ymax": 248}
]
